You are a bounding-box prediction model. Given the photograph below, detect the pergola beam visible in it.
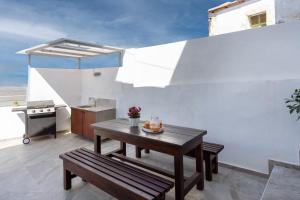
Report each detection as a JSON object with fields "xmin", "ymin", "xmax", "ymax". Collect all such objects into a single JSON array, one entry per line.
[
  {"xmin": 17, "ymin": 38, "xmax": 124, "ymax": 69},
  {"xmin": 17, "ymin": 38, "xmax": 123, "ymax": 59}
]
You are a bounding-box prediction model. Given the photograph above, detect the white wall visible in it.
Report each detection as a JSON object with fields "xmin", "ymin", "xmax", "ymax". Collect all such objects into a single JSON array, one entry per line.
[
  {"xmin": 209, "ymin": 0, "xmax": 276, "ymax": 36},
  {"xmin": 28, "ymin": 68, "xmax": 81, "ymax": 131},
  {"xmin": 80, "ymin": 67, "xmax": 122, "ymax": 105},
  {"xmin": 27, "ymin": 67, "xmax": 122, "ymax": 131},
  {"xmin": 0, "ymin": 107, "xmax": 25, "ymax": 140},
  {"xmin": 275, "ymin": 0, "xmax": 300, "ymax": 23},
  {"xmin": 116, "ymin": 22, "xmax": 300, "ymax": 173}
]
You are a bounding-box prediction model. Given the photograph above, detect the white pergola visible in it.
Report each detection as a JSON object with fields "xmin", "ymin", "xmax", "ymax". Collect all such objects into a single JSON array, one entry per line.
[{"xmin": 17, "ymin": 38, "xmax": 124, "ymax": 69}]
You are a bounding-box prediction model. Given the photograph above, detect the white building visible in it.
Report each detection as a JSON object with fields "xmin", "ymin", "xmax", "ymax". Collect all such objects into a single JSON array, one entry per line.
[{"xmin": 208, "ymin": 0, "xmax": 300, "ymax": 36}]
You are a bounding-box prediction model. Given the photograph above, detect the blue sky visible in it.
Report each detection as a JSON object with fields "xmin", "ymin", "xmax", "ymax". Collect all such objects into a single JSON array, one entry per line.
[{"xmin": 0, "ymin": 0, "xmax": 226, "ymax": 86}]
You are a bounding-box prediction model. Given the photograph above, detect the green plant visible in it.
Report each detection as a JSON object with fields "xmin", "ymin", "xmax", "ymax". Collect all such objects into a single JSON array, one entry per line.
[{"xmin": 285, "ymin": 89, "xmax": 300, "ymax": 120}]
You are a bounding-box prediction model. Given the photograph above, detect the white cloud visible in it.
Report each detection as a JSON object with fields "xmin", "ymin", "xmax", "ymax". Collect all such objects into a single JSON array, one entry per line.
[{"xmin": 0, "ymin": 18, "xmax": 67, "ymax": 41}]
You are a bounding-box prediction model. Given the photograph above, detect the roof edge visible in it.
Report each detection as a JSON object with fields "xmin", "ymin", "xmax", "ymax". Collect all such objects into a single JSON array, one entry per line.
[{"xmin": 208, "ymin": 0, "xmax": 246, "ymax": 14}]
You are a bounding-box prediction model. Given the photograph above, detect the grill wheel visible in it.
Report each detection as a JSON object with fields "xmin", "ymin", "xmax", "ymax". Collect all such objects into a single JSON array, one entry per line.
[{"xmin": 23, "ymin": 137, "xmax": 31, "ymax": 144}]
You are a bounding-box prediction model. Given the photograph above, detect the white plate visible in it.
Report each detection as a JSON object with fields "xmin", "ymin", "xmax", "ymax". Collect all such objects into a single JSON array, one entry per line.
[{"xmin": 142, "ymin": 127, "xmax": 164, "ymax": 134}]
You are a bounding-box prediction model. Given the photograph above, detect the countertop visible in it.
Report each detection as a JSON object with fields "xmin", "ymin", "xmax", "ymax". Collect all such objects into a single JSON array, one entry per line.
[{"xmin": 71, "ymin": 105, "xmax": 116, "ymax": 113}]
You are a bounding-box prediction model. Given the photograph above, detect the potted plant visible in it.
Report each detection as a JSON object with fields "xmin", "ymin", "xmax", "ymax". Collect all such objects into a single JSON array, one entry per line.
[
  {"xmin": 285, "ymin": 89, "xmax": 300, "ymax": 120},
  {"xmin": 285, "ymin": 89, "xmax": 300, "ymax": 165},
  {"xmin": 128, "ymin": 106, "xmax": 141, "ymax": 127}
]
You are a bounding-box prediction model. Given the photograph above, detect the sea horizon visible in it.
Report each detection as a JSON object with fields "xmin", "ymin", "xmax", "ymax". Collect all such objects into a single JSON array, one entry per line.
[{"xmin": 0, "ymin": 85, "xmax": 27, "ymax": 88}]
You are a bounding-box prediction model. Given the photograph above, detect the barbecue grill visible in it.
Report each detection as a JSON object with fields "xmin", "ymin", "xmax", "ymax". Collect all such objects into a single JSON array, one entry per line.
[{"xmin": 12, "ymin": 100, "xmax": 66, "ymax": 144}]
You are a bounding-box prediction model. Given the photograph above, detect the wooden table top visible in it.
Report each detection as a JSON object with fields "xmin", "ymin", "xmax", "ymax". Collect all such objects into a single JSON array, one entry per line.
[{"xmin": 91, "ymin": 119, "xmax": 207, "ymax": 150}]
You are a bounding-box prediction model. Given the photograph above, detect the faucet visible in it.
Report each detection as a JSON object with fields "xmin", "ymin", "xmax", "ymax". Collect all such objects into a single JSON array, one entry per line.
[{"xmin": 88, "ymin": 97, "xmax": 96, "ymax": 107}]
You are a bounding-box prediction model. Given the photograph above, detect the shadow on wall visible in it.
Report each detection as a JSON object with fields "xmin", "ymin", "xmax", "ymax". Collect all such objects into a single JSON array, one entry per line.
[
  {"xmin": 28, "ymin": 68, "xmax": 82, "ymax": 131},
  {"xmin": 116, "ymin": 41, "xmax": 187, "ymax": 88}
]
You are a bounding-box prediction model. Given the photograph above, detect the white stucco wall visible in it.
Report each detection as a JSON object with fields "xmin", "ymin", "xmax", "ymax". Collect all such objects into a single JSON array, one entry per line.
[
  {"xmin": 116, "ymin": 22, "xmax": 300, "ymax": 173},
  {"xmin": 209, "ymin": 0, "xmax": 275, "ymax": 36},
  {"xmin": 209, "ymin": 0, "xmax": 300, "ymax": 36},
  {"xmin": 0, "ymin": 107, "xmax": 25, "ymax": 140},
  {"xmin": 275, "ymin": 0, "xmax": 300, "ymax": 23},
  {"xmin": 80, "ymin": 67, "xmax": 122, "ymax": 105}
]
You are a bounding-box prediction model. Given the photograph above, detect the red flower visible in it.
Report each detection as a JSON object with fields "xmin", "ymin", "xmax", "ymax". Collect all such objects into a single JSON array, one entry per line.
[{"xmin": 128, "ymin": 106, "xmax": 141, "ymax": 118}]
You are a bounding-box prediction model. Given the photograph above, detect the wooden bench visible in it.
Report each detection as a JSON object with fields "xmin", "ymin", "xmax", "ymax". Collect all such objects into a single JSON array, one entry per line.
[
  {"xmin": 186, "ymin": 142, "xmax": 224, "ymax": 181},
  {"xmin": 136, "ymin": 142, "xmax": 224, "ymax": 182},
  {"xmin": 59, "ymin": 148, "xmax": 174, "ymax": 200}
]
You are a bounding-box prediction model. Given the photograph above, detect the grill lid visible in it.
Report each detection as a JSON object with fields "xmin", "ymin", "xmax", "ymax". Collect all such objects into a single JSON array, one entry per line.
[{"xmin": 27, "ymin": 100, "xmax": 55, "ymax": 109}]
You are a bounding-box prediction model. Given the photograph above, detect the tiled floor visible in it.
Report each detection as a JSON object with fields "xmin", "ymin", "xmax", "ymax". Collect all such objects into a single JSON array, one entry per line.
[{"xmin": 0, "ymin": 133, "xmax": 267, "ymax": 200}]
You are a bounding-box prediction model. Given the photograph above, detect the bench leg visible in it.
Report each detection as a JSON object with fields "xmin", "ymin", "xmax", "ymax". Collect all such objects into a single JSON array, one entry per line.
[
  {"xmin": 145, "ymin": 149, "xmax": 150, "ymax": 154},
  {"xmin": 121, "ymin": 142, "xmax": 126, "ymax": 156},
  {"xmin": 64, "ymin": 168, "xmax": 72, "ymax": 190},
  {"xmin": 135, "ymin": 146, "xmax": 142, "ymax": 158},
  {"xmin": 205, "ymin": 155, "xmax": 213, "ymax": 181},
  {"xmin": 94, "ymin": 135, "xmax": 101, "ymax": 154},
  {"xmin": 212, "ymin": 156, "xmax": 218, "ymax": 174}
]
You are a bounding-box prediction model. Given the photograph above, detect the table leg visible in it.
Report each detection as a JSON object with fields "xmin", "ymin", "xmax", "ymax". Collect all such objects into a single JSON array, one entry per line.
[
  {"xmin": 174, "ymin": 153, "xmax": 184, "ymax": 200},
  {"xmin": 135, "ymin": 146, "xmax": 150, "ymax": 158},
  {"xmin": 195, "ymin": 142, "xmax": 204, "ymax": 190},
  {"xmin": 120, "ymin": 142, "xmax": 126, "ymax": 156},
  {"xmin": 135, "ymin": 146, "xmax": 142, "ymax": 158},
  {"xmin": 94, "ymin": 135, "xmax": 101, "ymax": 154}
]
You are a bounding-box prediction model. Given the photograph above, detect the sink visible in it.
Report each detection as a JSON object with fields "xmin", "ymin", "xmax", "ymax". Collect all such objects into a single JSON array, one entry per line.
[{"xmin": 78, "ymin": 105, "xmax": 93, "ymax": 108}]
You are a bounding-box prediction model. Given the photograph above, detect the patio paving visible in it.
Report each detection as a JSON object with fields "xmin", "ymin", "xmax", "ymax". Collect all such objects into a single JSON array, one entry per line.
[{"xmin": 0, "ymin": 133, "xmax": 267, "ymax": 200}]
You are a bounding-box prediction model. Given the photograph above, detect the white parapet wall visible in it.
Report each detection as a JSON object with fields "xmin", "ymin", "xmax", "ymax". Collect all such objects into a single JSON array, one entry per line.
[
  {"xmin": 0, "ymin": 106, "xmax": 25, "ymax": 140},
  {"xmin": 0, "ymin": 87, "xmax": 26, "ymax": 140}
]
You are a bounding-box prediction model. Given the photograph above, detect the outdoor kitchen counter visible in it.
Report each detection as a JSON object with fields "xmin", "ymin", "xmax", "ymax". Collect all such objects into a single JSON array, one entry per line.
[
  {"xmin": 71, "ymin": 105, "xmax": 116, "ymax": 112},
  {"xmin": 71, "ymin": 106, "xmax": 116, "ymax": 140}
]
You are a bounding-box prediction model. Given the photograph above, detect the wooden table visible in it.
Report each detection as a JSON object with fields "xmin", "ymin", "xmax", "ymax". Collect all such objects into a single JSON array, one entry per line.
[{"xmin": 91, "ymin": 119, "xmax": 207, "ymax": 200}]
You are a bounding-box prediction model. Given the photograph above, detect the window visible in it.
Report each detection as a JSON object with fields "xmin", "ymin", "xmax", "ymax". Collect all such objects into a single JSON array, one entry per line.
[{"xmin": 249, "ymin": 12, "xmax": 267, "ymax": 28}]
